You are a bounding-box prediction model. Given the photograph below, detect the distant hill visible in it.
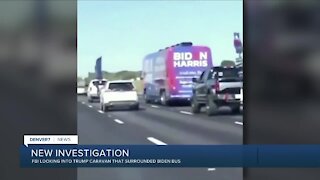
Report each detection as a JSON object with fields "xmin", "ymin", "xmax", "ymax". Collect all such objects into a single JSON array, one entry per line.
[{"xmin": 82, "ymin": 70, "xmax": 142, "ymax": 85}]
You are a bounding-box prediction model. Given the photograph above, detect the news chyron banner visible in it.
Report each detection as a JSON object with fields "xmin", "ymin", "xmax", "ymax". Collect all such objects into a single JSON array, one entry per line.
[{"xmin": 21, "ymin": 135, "xmax": 320, "ymax": 167}]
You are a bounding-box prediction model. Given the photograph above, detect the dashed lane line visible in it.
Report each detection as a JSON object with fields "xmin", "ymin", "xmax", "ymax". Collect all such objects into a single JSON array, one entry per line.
[
  {"xmin": 147, "ymin": 137, "xmax": 167, "ymax": 145},
  {"xmin": 98, "ymin": 110, "xmax": 104, "ymax": 114},
  {"xmin": 179, "ymin": 111, "xmax": 193, "ymax": 115},
  {"xmin": 114, "ymin": 119, "xmax": 124, "ymax": 124},
  {"xmin": 234, "ymin": 121, "xmax": 243, "ymax": 126},
  {"xmin": 207, "ymin": 168, "xmax": 216, "ymax": 171}
]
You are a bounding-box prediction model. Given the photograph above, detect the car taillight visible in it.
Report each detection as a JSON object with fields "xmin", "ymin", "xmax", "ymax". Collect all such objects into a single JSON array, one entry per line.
[{"xmin": 212, "ymin": 81, "xmax": 220, "ymax": 91}]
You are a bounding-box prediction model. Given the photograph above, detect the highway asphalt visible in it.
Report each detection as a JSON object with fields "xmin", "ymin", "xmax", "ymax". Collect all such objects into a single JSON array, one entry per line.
[{"xmin": 77, "ymin": 95, "xmax": 243, "ymax": 180}]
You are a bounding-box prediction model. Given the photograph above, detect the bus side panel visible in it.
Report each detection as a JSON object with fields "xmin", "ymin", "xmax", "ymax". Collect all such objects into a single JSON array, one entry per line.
[
  {"xmin": 166, "ymin": 48, "xmax": 175, "ymax": 97},
  {"xmin": 148, "ymin": 53, "xmax": 158, "ymax": 97},
  {"xmin": 142, "ymin": 54, "xmax": 154, "ymax": 97},
  {"xmin": 153, "ymin": 51, "xmax": 167, "ymax": 98},
  {"xmin": 143, "ymin": 52, "xmax": 167, "ymax": 100},
  {"xmin": 144, "ymin": 46, "xmax": 213, "ymax": 101}
]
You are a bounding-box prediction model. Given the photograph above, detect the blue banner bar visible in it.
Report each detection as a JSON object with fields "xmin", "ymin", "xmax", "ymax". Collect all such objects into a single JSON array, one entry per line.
[{"xmin": 20, "ymin": 145, "xmax": 320, "ymax": 168}]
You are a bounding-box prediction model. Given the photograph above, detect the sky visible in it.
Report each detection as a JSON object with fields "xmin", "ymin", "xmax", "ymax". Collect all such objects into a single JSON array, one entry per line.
[{"xmin": 78, "ymin": 1, "xmax": 243, "ymax": 78}]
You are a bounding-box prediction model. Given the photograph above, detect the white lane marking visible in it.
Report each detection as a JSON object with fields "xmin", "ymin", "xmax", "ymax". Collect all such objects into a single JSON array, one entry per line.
[
  {"xmin": 207, "ymin": 168, "xmax": 216, "ymax": 171},
  {"xmin": 180, "ymin": 111, "xmax": 193, "ymax": 115},
  {"xmin": 147, "ymin": 137, "xmax": 167, "ymax": 145},
  {"xmin": 234, "ymin": 121, "xmax": 243, "ymax": 126},
  {"xmin": 88, "ymin": 105, "xmax": 93, "ymax": 108},
  {"xmin": 107, "ymin": 115, "xmax": 112, "ymax": 118},
  {"xmin": 151, "ymin": 105, "xmax": 159, "ymax": 108},
  {"xmin": 114, "ymin": 119, "xmax": 124, "ymax": 124},
  {"xmin": 81, "ymin": 101, "xmax": 85, "ymax": 104},
  {"xmin": 98, "ymin": 110, "xmax": 104, "ymax": 114}
]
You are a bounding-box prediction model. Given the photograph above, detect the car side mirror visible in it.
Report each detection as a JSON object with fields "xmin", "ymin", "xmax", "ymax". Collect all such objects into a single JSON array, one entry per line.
[{"xmin": 192, "ymin": 77, "xmax": 197, "ymax": 83}]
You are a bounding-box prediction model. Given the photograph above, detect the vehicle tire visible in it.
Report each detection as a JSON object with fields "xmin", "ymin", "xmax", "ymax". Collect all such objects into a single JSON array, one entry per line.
[
  {"xmin": 160, "ymin": 91, "xmax": 169, "ymax": 106},
  {"xmin": 144, "ymin": 93, "xmax": 151, "ymax": 103},
  {"xmin": 231, "ymin": 106, "xmax": 241, "ymax": 114},
  {"xmin": 102, "ymin": 105, "xmax": 108, "ymax": 112},
  {"xmin": 100, "ymin": 102, "xmax": 106, "ymax": 111},
  {"xmin": 132, "ymin": 104, "xmax": 139, "ymax": 110},
  {"xmin": 191, "ymin": 97, "xmax": 201, "ymax": 113},
  {"xmin": 88, "ymin": 96, "xmax": 92, "ymax": 103},
  {"xmin": 206, "ymin": 97, "xmax": 218, "ymax": 116}
]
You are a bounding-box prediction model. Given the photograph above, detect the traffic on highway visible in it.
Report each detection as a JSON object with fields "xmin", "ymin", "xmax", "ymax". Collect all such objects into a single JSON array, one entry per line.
[
  {"xmin": 78, "ymin": 94, "xmax": 242, "ymax": 179},
  {"xmin": 77, "ymin": 1, "xmax": 242, "ymax": 179},
  {"xmin": 77, "ymin": 42, "xmax": 243, "ymax": 180}
]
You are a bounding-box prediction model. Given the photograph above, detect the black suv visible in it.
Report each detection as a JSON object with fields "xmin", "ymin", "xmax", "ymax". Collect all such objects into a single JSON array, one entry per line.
[{"xmin": 191, "ymin": 66, "xmax": 242, "ymax": 116}]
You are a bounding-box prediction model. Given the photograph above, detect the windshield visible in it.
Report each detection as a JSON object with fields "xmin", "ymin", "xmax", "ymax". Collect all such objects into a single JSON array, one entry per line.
[{"xmin": 108, "ymin": 83, "xmax": 134, "ymax": 91}]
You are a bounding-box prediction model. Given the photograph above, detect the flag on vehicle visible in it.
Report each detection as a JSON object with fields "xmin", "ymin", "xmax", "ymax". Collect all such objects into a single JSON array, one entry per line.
[{"xmin": 95, "ymin": 57, "xmax": 102, "ymax": 79}]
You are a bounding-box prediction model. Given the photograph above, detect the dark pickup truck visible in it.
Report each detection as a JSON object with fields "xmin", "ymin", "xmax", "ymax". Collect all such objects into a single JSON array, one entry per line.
[{"xmin": 191, "ymin": 66, "xmax": 243, "ymax": 116}]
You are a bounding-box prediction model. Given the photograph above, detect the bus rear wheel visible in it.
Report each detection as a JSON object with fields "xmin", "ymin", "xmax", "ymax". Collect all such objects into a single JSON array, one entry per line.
[
  {"xmin": 191, "ymin": 97, "xmax": 201, "ymax": 113},
  {"xmin": 144, "ymin": 92, "xmax": 151, "ymax": 103}
]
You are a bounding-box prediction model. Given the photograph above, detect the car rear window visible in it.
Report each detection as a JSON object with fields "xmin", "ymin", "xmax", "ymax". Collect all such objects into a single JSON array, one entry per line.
[{"xmin": 108, "ymin": 83, "xmax": 134, "ymax": 91}]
